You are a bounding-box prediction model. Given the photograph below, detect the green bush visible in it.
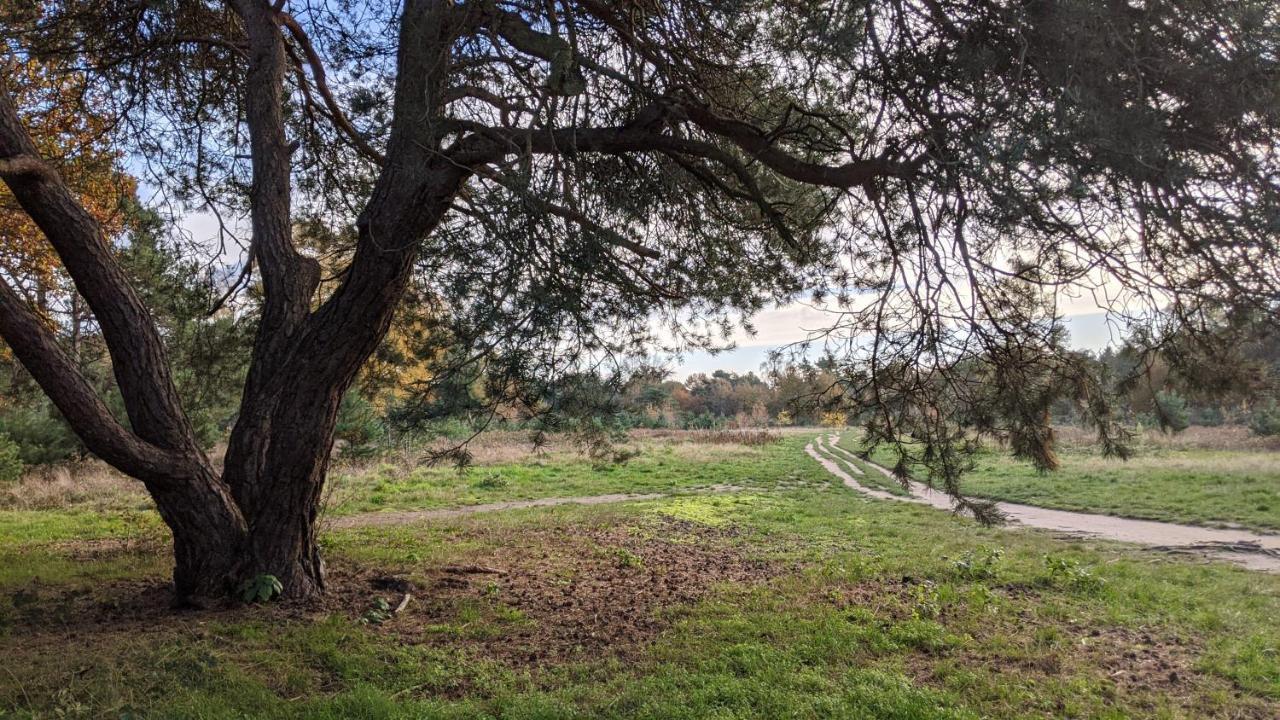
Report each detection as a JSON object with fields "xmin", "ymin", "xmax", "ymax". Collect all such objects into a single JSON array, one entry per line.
[
  {"xmin": 0, "ymin": 432, "xmax": 24, "ymax": 483},
  {"xmin": 1153, "ymin": 391, "xmax": 1190, "ymax": 434},
  {"xmin": 1191, "ymin": 405, "xmax": 1225, "ymax": 427},
  {"xmin": 0, "ymin": 403, "xmax": 81, "ymax": 466},
  {"xmin": 1249, "ymin": 402, "xmax": 1280, "ymax": 437},
  {"xmin": 335, "ymin": 390, "xmax": 386, "ymax": 454}
]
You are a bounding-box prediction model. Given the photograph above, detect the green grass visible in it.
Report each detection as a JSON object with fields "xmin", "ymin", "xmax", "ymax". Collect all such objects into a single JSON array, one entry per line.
[
  {"xmin": 1, "ymin": 434, "xmax": 1278, "ymax": 718},
  {"xmin": 959, "ymin": 448, "xmax": 1280, "ymax": 532},
  {"xmin": 327, "ymin": 441, "xmax": 825, "ymax": 516},
  {"xmin": 838, "ymin": 432, "xmax": 1280, "ymax": 532}
]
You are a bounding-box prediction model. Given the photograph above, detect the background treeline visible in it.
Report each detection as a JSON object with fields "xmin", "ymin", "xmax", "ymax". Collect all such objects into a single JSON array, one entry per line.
[
  {"xmin": 1054, "ymin": 333, "xmax": 1280, "ymax": 436},
  {"xmin": 2, "ymin": 220, "xmax": 1278, "ymax": 479}
]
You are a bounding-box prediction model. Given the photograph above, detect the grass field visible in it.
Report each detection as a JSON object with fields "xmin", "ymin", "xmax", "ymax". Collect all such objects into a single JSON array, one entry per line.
[
  {"xmin": 839, "ymin": 426, "xmax": 1280, "ymax": 533},
  {"xmin": 1, "ymin": 431, "xmax": 1278, "ymax": 718}
]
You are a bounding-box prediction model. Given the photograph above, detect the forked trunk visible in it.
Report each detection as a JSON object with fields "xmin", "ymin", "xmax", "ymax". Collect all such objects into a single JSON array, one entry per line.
[
  {"xmin": 236, "ymin": 437, "xmax": 332, "ymax": 600},
  {"xmin": 146, "ymin": 467, "xmax": 249, "ymax": 604},
  {"xmin": 220, "ymin": 378, "xmax": 347, "ymax": 599},
  {"xmin": 150, "ymin": 397, "xmax": 338, "ymax": 603}
]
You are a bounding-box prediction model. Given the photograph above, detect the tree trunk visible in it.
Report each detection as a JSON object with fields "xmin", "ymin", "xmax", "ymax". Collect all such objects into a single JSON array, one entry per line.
[
  {"xmin": 145, "ymin": 467, "xmax": 250, "ymax": 604},
  {"xmin": 221, "ymin": 368, "xmax": 351, "ymax": 599}
]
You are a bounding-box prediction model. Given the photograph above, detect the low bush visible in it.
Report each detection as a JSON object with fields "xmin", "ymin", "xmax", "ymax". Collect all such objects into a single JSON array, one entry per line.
[
  {"xmin": 0, "ymin": 403, "xmax": 81, "ymax": 466},
  {"xmin": 335, "ymin": 391, "xmax": 387, "ymax": 455},
  {"xmin": 1248, "ymin": 402, "xmax": 1280, "ymax": 437},
  {"xmin": 0, "ymin": 432, "xmax": 24, "ymax": 483}
]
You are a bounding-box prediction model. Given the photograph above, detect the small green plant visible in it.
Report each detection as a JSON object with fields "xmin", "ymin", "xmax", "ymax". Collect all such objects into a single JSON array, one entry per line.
[
  {"xmin": 1041, "ymin": 555, "xmax": 1105, "ymax": 592},
  {"xmin": 951, "ymin": 546, "xmax": 1004, "ymax": 582},
  {"xmin": 910, "ymin": 581, "xmax": 942, "ymax": 619},
  {"xmin": 361, "ymin": 597, "xmax": 394, "ymax": 625},
  {"xmin": 611, "ymin": 547, "xmax": 645, "ymax": 569},
  {"xmin": 475, "ymin": 472, "xmax": 508, "ymax": 490},
  {"xmin": 238, "ymin": 574, "xmax": 283, "ymax": 603}
]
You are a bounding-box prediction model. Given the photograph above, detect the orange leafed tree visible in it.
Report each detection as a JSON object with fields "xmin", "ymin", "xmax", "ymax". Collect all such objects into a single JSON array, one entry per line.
[{"xmin": 0, "ymin": 57, "xmax": 136, "ymax": 311}]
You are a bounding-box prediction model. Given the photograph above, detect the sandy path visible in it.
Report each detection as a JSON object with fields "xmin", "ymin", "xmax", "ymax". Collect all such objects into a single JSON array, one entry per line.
[
  {"xmin": 329, "ymin": 485, "xmax": 741, "ymax": 529},
  {"xmin": 809, "ymin": 434, "xmax": 1280, "ymax": 573}
]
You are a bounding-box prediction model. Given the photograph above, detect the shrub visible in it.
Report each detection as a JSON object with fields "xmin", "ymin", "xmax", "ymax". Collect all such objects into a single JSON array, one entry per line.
[
  {"xmin": 0, "ymin": 403, "xmax": 81, "ymax": 466},
  {"xmin": 0, "ymin": 433, "xmax": 24, "ymax": 483},
  {"xmin": 1153, "ymin": 391, "xmax": 1190, "ymax": 434},
  {"xmin": 1191, "ymin": 405, "xmax": 1224, "ymax": 427},
  {"xmin": 335, "ymin": 390, "xmax": 386, "ymax": 454},
  {"xmin": 1248, "ymin": 402, "xmax": 1280, "ymax": 437}
]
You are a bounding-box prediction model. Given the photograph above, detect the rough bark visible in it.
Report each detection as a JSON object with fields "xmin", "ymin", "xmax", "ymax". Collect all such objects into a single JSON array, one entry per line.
[
  {"xmin": 212, "ymin": 0, "xmax": 466, "ymax": 598},
  {"xmin": 0, "ymin": 75, "xmax": 250, "ymax": 605}
]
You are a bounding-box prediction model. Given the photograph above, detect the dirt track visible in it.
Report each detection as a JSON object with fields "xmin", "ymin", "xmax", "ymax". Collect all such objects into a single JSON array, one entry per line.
[{"xmin": 809, "ymin": 434, "xmax": 1280, "ymax": 573}]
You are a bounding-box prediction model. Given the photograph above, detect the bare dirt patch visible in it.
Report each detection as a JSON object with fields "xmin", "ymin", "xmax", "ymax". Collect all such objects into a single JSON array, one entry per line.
[
  {"xmin": 322, "ymin": 517, "xmax": 777, "ymax": 665},
  {"xmin": 1, "ymin": 517, "xmax": 778, "ymax": 669}
]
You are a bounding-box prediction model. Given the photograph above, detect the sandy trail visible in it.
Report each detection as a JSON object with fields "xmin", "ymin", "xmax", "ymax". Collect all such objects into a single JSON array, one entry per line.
[
  {"xmin": 329, "ymin": 485, "xmax": 741, "ymax": 529},
  {"xmin": 809, "ymin": 434, "xmax": 1280, "ymax": 573}
]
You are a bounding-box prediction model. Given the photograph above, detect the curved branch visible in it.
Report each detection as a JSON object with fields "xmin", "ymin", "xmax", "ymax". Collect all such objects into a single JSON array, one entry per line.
[
  {"xmin": 0, "ymin": 77, "xmax": 206, "ymax": 457},
  {"xmin": 0, "ymin": 280, "xmax": 198, "ymax": 483},
  {"xmin": 447, "ymin": 117, "xmax": 915, "ymax": 190},
  {"xmin": 277, "ymin": 11, "xmax": 387, "ymax": 165}
]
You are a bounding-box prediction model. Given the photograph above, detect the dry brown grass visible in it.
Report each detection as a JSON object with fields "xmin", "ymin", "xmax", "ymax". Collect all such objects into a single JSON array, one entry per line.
[
  {"xmin": 0, "ymin": 460, "xmax": 148, "ymax": 512},
  {"xmin": 1054, "ymin": 424, "xmax": 1280, "ymax": 452},
  {"xmin": 337, "ymin": 428, "xmax": 802, "ymax": 477},
  {"xmin": 682, "ymin": 429, "xmax": 782, "ymax": 446}
]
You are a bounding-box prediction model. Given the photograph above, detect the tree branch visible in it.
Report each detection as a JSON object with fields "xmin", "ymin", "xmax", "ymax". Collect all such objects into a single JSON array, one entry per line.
[
  {"xmin": 0, "ymin": 280, "xmax": 197, "ymax": 483},
  {"xmin": 473, "ymin": 167, "xmax": 660, "ymax": 260},
  {"xmin": 0, "ymin": 154, "xmax": 58, "ymax": 181},
  {"xmin": 0, "ymin": 77, "xmax": 207, "ymax": 458},
  {"xmin": 277, "ymin": 10, "xmax": 387, "ymax": 165},
  {"xmin": 447, "ymin": 117, "xmax": 914, "ymax": 191}
]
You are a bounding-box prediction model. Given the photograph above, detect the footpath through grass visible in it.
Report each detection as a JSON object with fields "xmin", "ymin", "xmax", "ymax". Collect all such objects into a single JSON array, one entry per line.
[
  {"xmin": 839, "ymin": 428, "xmax": 1280, "ymax": 533},
  {"xmin": 1, "ymin": 432, "xmax": 1278, "ymax": 719}
]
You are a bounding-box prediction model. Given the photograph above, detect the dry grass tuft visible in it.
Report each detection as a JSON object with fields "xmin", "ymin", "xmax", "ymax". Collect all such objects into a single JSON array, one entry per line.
[
  {"xmin": 0, "ymin": 460, "xmax": 147, "ymax": 512},
  {"xmin": 682, "ymin": 429, "xmax": 782, "ymax": 446}
]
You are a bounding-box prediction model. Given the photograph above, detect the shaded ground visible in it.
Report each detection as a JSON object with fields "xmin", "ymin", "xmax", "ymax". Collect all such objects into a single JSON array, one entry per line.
[{"xmin": 5, "ymin": 517, "xmax": 775, "ymax": 670}]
